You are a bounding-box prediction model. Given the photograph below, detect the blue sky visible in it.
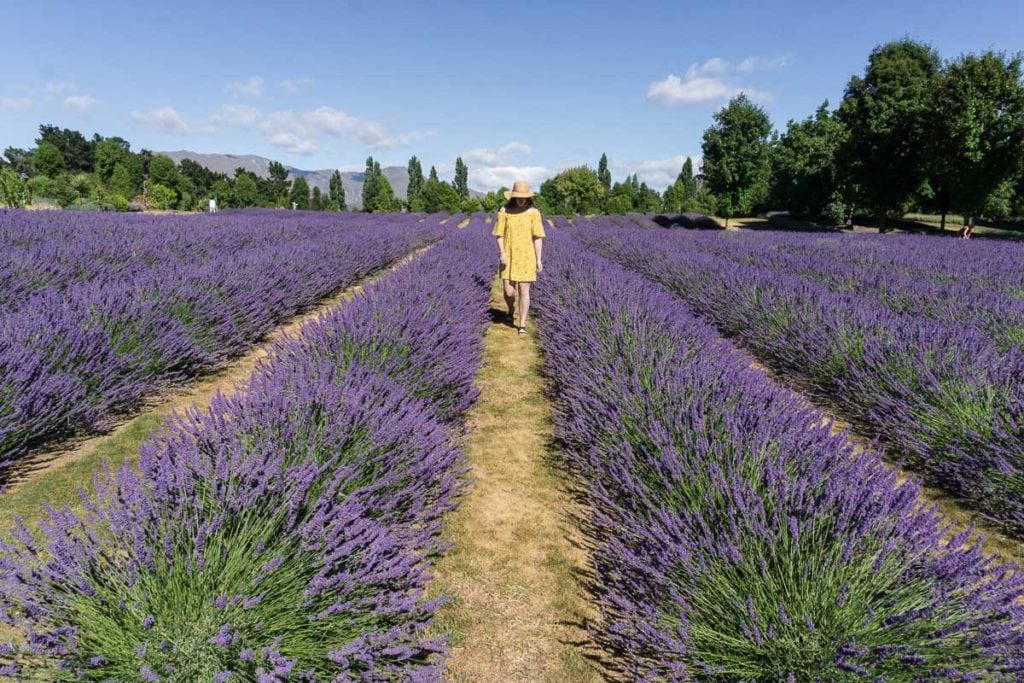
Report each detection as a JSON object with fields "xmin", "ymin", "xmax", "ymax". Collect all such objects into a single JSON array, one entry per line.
[{"xmin": 2, "ymin": 0, "xmax": 1022, "ymax": 190}]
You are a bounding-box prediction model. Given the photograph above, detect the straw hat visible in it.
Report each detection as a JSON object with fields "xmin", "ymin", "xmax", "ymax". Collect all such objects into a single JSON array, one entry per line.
[{"xmin": 503, "ymin": 179, "xmax": 535, "ymax": 200}]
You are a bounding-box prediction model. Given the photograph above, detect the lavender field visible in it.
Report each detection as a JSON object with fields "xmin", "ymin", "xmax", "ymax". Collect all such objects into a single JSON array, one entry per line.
[
  {"xmin": 574, "ymin": 221, "xmax": 1024, "ymax": 537},
  {"xmin": 0, "ymin": 209, "xmax": 451, "ymax": 476},
  {"xmin": 2, "ymin": 208, "xmax": 1024, "ymax": 681},
  {"xmin": 533, "ymin": 228, "xmax": 1024, "ymax": 679},
  {"xmin": 0, "ymin": 214, "xmax": 492, "ymax": 679}
]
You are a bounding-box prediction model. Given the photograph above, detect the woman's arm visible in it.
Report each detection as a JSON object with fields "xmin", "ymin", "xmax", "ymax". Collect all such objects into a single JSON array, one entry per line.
[
  {"xmin": 497, "ymin": 235, "xmax": 507, "ymax": 264},
  {"xmin": 533, "ymin": 237, "xmax": 543, "ymax": 272}
]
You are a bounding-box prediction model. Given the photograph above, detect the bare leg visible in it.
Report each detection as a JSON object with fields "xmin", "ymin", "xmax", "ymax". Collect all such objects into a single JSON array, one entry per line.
[
  {"xmin": 517, "ymin": 281, "xmax": 531, "ymax": 329},
  {"xmin": 503, "ymin": 279, "xmax": 516, "ymax": 319}
]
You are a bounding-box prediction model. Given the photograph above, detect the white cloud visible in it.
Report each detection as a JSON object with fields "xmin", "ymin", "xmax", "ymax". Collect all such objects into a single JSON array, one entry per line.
[
  {"xmin": 130, "ymin": 106, "xmax": 215, "ymax": 135},
  {"xmin": 469, "ymin": 165, "xmax": 552, "ymax": 192},
  {"xmin": 648, "ymin": 55, "xmax": 783, "ymax": 106},
  {"xmin": 42, "ymin": 81, "xmax": 77, "ymax": 95},
  {"xmin": 737, "ymin": 55, "xmax": 789, "ymax": 73},
  {"xmin": 211, "ymin": 103, "xmax": 262, "ymax": 126},
  {"xmin": 462, "ymin": 141, "xmax": 532, "ymax": 165},
  {"xmin": 63, "ymin": 95, "xmax": 97, "ymax": 112},
  {"xmin": 268, "ymin": 132, "xmax": 318, "ymax": 155},
  {"xmin": 0, "ymin": 97, "xmax": 33, "ymax": 110},
  {"xmin": 278, "ymin": 78, "xmax": 314, "ymax": 94},
  {"xmin": 647, "ymin": 74, "xmax": 736, "ymax": 105},
  {"xmin": 225, "ymin": 76, "xmax": 265, "ymax": 98},
  {"xmin": 258, "ymin": 106, "xmax": 431, "ymax": 153},
  {"xmin": 696, "ymin": 57, "xmax": 730, "ymax": 76}
]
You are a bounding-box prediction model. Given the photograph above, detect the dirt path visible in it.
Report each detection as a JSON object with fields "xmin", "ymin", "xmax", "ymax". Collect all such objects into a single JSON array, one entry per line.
[
  {"xmin": 432, "ymin": 279, "xmax": 602, "ymax": 682},
  {"xmin": 747, "ymin": 359, "xmax": 1024, "ymax": 565},
  {"xmin": 0, "ymin": 246, "xmax": 432, "ymax": 531}
]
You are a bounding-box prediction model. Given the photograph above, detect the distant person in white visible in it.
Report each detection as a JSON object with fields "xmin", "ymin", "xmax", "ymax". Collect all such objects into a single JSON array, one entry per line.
[{"xmin": 209, "ymin": 198, "xmax": 218, "ymax": 213}]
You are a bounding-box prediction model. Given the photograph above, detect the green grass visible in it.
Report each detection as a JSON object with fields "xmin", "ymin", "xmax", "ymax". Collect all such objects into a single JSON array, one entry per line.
[{"xmin": 0, "ymin": 411, "xmax": 163, "ymax": 537}]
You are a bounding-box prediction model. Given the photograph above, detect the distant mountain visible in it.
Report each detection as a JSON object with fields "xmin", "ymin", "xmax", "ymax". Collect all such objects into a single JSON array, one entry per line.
[{"xmin": 159, "ymin": 150, "xmax": 483, "ymax": 209}]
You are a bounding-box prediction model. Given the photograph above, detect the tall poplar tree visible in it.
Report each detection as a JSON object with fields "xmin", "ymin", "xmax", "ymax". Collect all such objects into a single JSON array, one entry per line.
[
  {"xmin": 361, "ymin": 156, "xmax": 377, "ymax": 211},
  {"xmin": 329, "ymin": 170, "xmax": 346, "ymax": 211},
  {"xmin": 454, "ymin": 157, "xmax": 468, "ymax": 200},
  {"xmin": 407, "ymin": 155, "xmax": 424, "ymax": 211},
  {"xmin": 598, "ymin": 153, "xmax": 612, "ymax": 192}
]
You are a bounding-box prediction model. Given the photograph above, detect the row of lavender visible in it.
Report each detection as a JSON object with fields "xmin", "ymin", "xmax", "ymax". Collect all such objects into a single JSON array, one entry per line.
[
  {"xmin": 572, "ymin": 221, "xmax": 1024, "ymax": 536},
  {"xmin": 0, "ymin": 209, "xmax": 451, "ymax": 475},
  {"xmin": 0, "ymin": 221, "xmax": 494, "ymax": 681},
  {"xmin": 670, "ymin": 229, "xmax": 1024, "ymax": 350},
  {"xmin": 533, "ymin": 230, "xmax": 1024, "ymax": 680}
]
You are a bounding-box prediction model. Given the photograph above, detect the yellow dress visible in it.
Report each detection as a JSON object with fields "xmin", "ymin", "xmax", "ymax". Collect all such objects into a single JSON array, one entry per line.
[{"xmin": 492, "ymin": 207, "xmax": 546, "ymax": 282}]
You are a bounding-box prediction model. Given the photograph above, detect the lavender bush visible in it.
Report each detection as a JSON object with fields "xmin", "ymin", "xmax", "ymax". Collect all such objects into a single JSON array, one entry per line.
[
  {"xmin": 572, "ymin": 222, "xmax": 1024, "ymax": 536},
  {"xmin": 0, "ymin": 221, "xmax": 495, "ymax": 681},
  {"xmin": 533, "ymin": 230, "xmax": 1024, "ymax": 680},
  {"xmin": 0, "ymin": 209, "xmax": 451, "ymax": 476}
]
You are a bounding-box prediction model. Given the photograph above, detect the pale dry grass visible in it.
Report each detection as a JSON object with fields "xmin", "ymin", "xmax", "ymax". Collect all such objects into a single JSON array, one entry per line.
[{"xmin": 432, "ymin": 279, "xmax": 603, "ymax": 682}]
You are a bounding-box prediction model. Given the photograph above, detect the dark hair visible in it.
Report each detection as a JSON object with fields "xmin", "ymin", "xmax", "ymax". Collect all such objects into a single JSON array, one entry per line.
[{"xmin": 504, "ymin": 196, "xmax": 535, "ymax": 211}]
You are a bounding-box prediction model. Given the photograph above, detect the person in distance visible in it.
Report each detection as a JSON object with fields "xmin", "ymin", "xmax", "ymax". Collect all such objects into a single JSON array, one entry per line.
[{"xmin": 492, "ymin": 179, "xmax": 546, "ymax": 336}]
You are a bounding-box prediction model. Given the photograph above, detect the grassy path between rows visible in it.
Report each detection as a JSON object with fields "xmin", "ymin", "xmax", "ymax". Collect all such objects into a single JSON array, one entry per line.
[
  {"xmin": 0, "ymin": 245, "xmax": 433, "ymax": 536},
  {"xmin": 431, "ymin": 278, "xmax": 603, "ymax": 682}
]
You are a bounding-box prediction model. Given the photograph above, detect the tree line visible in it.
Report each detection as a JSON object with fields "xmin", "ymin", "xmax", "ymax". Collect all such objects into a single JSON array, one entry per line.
[
  {"xmin": 0, "ymin": 127, "xmax": 352, "ymax": 212},
  {"xmin": 518, "ymin": 40, "xmax": 1024, "ymax": 228},
  {"xmin": 0, "ymin": 126, "xmax": 493, "ymax": 214},
  {"xmin": 3, "ymin": 39, "xmax": 1021, "ymax": 222}
]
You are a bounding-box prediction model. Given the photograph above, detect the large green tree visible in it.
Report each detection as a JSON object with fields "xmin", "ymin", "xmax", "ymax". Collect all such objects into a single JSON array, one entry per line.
[
  {"xmin": 679, "ymin": 157, "xmax": 697, "ymax": 201},
  {"xmin": 110, "ymin": 162, "xmax": 138, "ymax": 198},
  {"xmin": 3, "ymin": 147, "xmax": 34, "ymax": 176},
  {"xmin": 770, "ymin": 101, "xmax": 847, "ymax": 218},
  {"xmin": 0, "ymin": 167, "xmax": 29, "ymax": 207},
  {"xmin": 93, "ymin": 137, "xmax": 132, "ymax": 180},
  {"xmin": 233, "ymin": 171, "xmax": 261, "ymax": 207},
  {"xmin": 179, "ymin": 159, "xmax": 226, "ymax": 199},
  {"xmin": 33, "ymin": 143, "xmax": 66, "ymax": 178},
  {"xmin": 36, "ymin": 125, "xmax": 93, "ymax": 174},
  {"xmin": 701, "ymin": 94, "xmax": 774, "ymax": 225},
  {"xmin": 481, "ymin": 187, "xmax": 508, "ymax": 212},
  {"xmin": 454, "ymin": 156, "xmax": 469, "ymax": 200},
  {"xmin": 147, "ymin": 155, "xmax": 180, "ymax": 189},
  {"xmin": 837, "ymin": 39, "xmax": 942, "ymax": 228},
  {"xmin": 663, "ymin": 158, "xmax": 701, "ymax": 213},
  {"xmin": 597, "ymin": 153, "xmax": 612, "ymax": 193},
  {"xmin": 359, "ymin": 160, "xmax": 399, "ymax": 212},
  {"xmin": 361, "ymin": 157, "xmax": 378, "ymax": 211},
  {"xmin": 636, "ymin": 182, "xmax": 662, "ymax": 212},
  {"xmin": 289, "ymin": 177, "xmax": 311, "ymax": 209},
  {"xmin": 268, "ymin": 161, "xmax": 290, "ymax": 205},
  {"xmin": 406, "ymin": 155, "xmax": 424, "ymax": 210},
  {"xmin": 538, "ymin": 167, "xmax": 606, "ymax": 216},
  {"xmin": 606, "ymin": 181, "xmax": 635, "ymax": 214},
  {"xmin": 418, "ymin": 178, "xmax": 461, "ymax": 213},
  {"xmin": 328, "ymin": 170, "xmax": 346, "ymax": 211},
  {"xmin": 929, "ymin": 51, "xmax": 1024, "ymax": 228}
]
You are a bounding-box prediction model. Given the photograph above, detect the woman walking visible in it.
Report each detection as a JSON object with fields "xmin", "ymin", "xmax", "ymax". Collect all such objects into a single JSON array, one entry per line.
[{"xmin": 492, "ymin": 180, "xmax": 545, "ymax": 335}]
